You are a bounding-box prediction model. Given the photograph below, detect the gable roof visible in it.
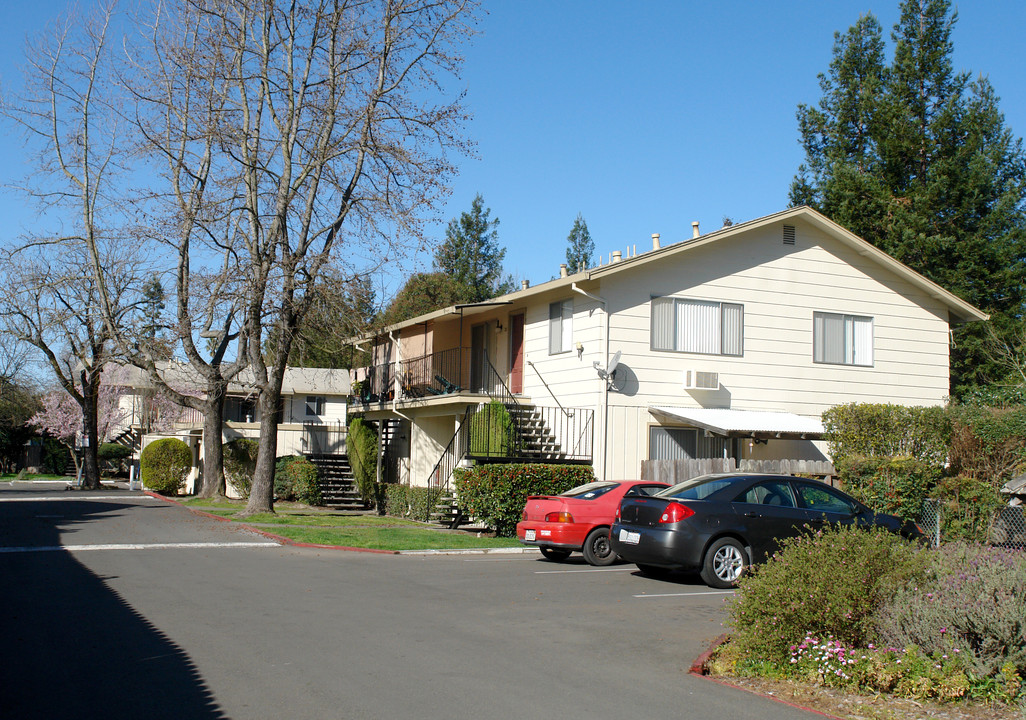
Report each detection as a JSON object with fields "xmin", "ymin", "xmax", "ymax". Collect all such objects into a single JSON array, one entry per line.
[{"xmin": 368, "ymin": 206, "xmax": 988, "ymax": 336}]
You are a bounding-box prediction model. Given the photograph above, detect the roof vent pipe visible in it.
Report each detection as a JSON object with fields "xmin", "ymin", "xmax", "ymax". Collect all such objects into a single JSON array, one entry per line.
[
  {"xmin": 652, "ymin": 233, "xmax": 661, "ymax": 250},
  {"xmin": 611, "ymin": 250, "xmax": 622, "ymax": 263},
  {"xmin": 559, "ymin": 264, "xmax": 568, "ymax": 278},
  {"xmin": 521, "ymin": 279, "xmax": 530, "ymax": 290},
  {"xmin": 692, "ymin": 221, "xmax": 700, "ymax": 239}
]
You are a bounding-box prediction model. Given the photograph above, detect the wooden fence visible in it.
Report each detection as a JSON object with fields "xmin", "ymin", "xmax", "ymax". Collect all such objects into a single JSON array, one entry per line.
[{"xmin": 640, "ymin": 458, "xmax": 836, "ymax": 484}]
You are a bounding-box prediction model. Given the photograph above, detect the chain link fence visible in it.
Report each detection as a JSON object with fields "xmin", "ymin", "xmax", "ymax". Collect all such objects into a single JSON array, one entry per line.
[{"xmin": 918, "ymin": 499, "xmax": 1026, "ymax": 550}]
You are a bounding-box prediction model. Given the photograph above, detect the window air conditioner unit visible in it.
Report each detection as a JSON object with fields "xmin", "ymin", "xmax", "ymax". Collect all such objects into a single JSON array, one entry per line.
[{"xmin": 683, "ymin": 370, "xmax": 719, "ymax": 390}]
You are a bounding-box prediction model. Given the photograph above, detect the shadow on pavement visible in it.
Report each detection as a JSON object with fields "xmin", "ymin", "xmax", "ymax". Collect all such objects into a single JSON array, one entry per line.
[{"xmin": 0, "ymin": 499, "xmax": 229, "ymax": 719}]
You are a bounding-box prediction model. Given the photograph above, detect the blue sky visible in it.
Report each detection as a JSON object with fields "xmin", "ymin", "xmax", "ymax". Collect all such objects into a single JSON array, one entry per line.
[{"xmin": 2, "ymin": 1, "xmax": 1025, "ymax": 299}]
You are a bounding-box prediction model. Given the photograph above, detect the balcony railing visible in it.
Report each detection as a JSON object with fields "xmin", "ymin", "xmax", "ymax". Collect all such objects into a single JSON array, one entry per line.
[{"xmin": 355, "ymin": 347, "xmax": 501, "ymax": 403}]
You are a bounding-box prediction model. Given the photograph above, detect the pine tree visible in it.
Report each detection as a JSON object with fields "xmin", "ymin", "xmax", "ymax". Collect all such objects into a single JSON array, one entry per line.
[
  {"xmin": 564, "ymin": 213, "xmax": 594, "ymax": 274},
  {"xmin": 433, "ymin": 194, "xmax": 512, "ymax": 302},
  {"xmin": 791, "ymin": 0, "xmax": 1026, "ymax": 395}
]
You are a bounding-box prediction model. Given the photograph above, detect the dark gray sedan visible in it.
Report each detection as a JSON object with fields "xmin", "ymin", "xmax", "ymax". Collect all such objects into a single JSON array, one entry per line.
[{"xmin": 610, "ymin": 473, "xmax": 924, "ymax": 588}]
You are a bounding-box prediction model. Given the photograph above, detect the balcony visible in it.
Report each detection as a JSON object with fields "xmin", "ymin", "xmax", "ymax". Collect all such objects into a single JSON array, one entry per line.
[{"xmin": 353, "ymin": 347, "xmax": 505, "ymax": 405}]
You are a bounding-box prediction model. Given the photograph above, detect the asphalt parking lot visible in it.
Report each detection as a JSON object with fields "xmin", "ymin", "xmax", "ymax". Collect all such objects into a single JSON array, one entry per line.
[{"xmin": 1, "ymin": 482, "xmax": 822, "ymax": 720}]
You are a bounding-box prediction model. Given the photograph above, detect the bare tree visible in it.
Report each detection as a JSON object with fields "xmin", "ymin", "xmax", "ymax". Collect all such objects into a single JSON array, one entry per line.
[
  {"xmin": 0, "ymin": 245, "xmax": 139, "ymax": 489},
  {"xmin": 146, "ymin": 0, "xmax": 477, "ymax": 514},
  {"xmin": 0, "ymin": 2, "xmax": 140, "ymax": 490}
]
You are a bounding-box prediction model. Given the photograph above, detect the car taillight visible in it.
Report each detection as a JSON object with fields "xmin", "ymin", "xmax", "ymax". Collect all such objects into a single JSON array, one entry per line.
[
  {"xmin": 522, "ymin": 508, "xmax": 528, "ymax": 520},
  {"xmin": 659, "ymin": 502, "xmax": 694, "ymax": 524},
  {"xmin": 545, "ymin": 511, "xmax": 573, "ymax": 523},
  {"xmin": 614, "ymin": 505, "xmax": 621, "ymax": 522}
]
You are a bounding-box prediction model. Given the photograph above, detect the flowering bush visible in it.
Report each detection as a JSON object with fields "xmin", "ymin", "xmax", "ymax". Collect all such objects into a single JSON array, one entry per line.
[
  {"xmin": 873, "ymin": 543, "xmax": 1026, "ymax": 679},
  {"xmin": 727, "ymin": 525, "xmax": 928, "ymax": 663}
]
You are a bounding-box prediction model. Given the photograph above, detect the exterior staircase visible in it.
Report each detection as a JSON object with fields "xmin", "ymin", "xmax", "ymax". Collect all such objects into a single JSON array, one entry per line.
[
  {"xmin": 307, "ymin": 453, "xmax": 365, "ymax": 510},
  {"xmin": 507, "ymin": 403, "xmax": 566, "ymax": 461}
]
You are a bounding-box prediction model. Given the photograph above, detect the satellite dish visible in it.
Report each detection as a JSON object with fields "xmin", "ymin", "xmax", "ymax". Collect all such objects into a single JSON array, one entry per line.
[{"xmin": 593, "ymin": 350, "xmax": 623, "ymax": 385}]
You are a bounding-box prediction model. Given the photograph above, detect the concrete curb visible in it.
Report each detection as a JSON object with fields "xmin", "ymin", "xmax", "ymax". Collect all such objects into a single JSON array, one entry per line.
[
  {"xmin": 144, "ymin": 491, "xmax": 532, "ymax": 556},
  {"xmin": 688, "ymin": 634, "xmax": 844, "ymax": 720}
]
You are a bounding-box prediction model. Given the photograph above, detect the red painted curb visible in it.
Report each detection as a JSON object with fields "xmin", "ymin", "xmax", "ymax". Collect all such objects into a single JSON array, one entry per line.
[
  {"xmin": 144, "ymin": 491, "xmax": 400, "ymax": 553},
  {"xmin": 689, "ymin": 635, "xmax": 844, "ymax": 720}
]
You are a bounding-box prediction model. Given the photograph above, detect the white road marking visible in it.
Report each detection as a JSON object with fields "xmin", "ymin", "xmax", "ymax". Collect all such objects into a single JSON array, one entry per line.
[
  {"xmin": 0, "ymin": 495, "xmax": 159, "ymax": 502},
  {"xmin": 535, "ymin": 567, "xmax": 636, "ymax": 574},
  {"xmin": 632, "ymin": 590, "xmax": 735, "ymax": 598},
  {"xmin": 0, "ymin": 542, "xmax": 279, "ymax": 553}
]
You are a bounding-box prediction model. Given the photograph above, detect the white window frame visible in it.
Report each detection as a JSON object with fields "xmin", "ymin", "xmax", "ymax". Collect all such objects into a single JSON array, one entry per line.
[
  {"xmin": 548, "ymin": 299, "xmax": 573, "ymax": 355},
  {"xmin": 813, "ymin": 312, "xmax": 873, "ymax": 367},
  {"xmin": 650, "ymin": 296, "xmax": 743, "ymax": 356}
]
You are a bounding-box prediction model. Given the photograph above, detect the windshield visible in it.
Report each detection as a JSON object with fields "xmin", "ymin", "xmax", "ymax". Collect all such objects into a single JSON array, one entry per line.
[
  {"xmin": 655, "ymin": 475, "xmax": 737, "ymax": 501},
  {"xmin": 559, "ymin": 481, "xmax": 619, "ymax": 500}
]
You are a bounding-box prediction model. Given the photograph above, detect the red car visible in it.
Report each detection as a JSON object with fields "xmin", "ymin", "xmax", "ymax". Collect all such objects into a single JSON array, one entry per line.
[{"xmin": 516, "ymin": 480, "xmax": 669, "ymax": 565}]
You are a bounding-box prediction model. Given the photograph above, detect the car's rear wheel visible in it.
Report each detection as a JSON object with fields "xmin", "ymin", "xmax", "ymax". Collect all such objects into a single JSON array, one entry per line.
[
  {"xmin": 582, "ymin": 527, "xmax": 617, "ymax": 566},
  {"xmin": 539, "ymin": 547, "xmax": 571, "ymax": 561},
  {"xmin": 700, "ymin": 537, "xmax": 747, "ymax": 588}
]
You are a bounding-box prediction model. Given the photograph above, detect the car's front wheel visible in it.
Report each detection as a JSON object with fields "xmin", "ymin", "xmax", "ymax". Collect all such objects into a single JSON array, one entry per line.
[
  {"xmin": 582, "ymin": 527, "xmax": 617, "ymax": 566},
  {"xmin": 700, "ymin": 537, "xmax": 747, "ymax": 588},
  {"xmin": 539, "ymin": 546, "xmax": 571, "ymax": 562}
]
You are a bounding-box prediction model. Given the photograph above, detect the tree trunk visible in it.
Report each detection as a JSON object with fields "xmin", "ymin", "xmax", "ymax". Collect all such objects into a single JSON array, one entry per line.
[
  {"xmin": 241, "ymin": 383, "xmax": 281, "ymax": 515},
  {"xmin": 80, "ymin": 370, "xmax": 102, "ymax": 490},
  {"xmin": 198, "ymin": 383, "xmax": 227, "ymax": 499}
]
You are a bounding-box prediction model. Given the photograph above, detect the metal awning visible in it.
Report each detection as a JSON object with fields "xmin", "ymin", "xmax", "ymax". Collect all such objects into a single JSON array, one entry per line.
[{"xmin": 649, "ymin": 407, "xmax": 825, "ymax": 440}]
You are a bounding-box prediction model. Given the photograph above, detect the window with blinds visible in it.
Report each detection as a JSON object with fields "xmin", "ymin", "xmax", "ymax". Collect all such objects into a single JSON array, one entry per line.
[
  {"xmin": 813, "ymin": 312, "xmax": 873, "ymax": 366},
  {"xmin": 549, "ymin": 299, "xmax": 573, "ymax": 354},
  {"xmin": 651, "ymin": 296, "xmax": 743, "ymax": 356}
]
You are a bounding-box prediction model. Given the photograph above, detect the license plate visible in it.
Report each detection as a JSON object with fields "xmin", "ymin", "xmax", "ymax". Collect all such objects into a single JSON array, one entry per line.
[
  {"xmin": 619, "ymin": 529, "xmax": 640, "ymax": 545},
  {"xmin": 525, "ymin": 530, "xmax": 536, "ymax": 541}
]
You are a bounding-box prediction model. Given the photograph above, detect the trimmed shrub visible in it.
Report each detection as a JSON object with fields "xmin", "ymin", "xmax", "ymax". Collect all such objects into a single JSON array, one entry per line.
[
  {"xmin": 140, "ymin": 437, "xmax": 192, "ymax": 495},
  {"xmin": 223, "ymin": 438, "xmax": 259, "ymax": 498},
  {"xmin": 97, "ymin": 443, "xmax": 133, "ymax": 476},
  {"xmin": 273, "ymin": 456, "xmax": 321, "ymax": 505},
  {"xmin": 468, "ymin": 402, "xmax": 514, "ymax": 457},
  {"xmin": 383, "ymin": 483, "xmax": 443, "ymax": 522},
  {"xmin": 836, "ymin": 456, "xmax": 944, "ymax": 522},
  {"xmin": 727, "ymin": 525, "xmax": 929, "ymax": 665},
  {"xmin": 873, "ymin": 543, "xmax": 1026, "ymax": 679},
  {"xmin": 453, "ymin": 463, "xmax": 595, "ymax": 536},
  {"xmin": 42, "ymin": 438, "xmax": 70, "ymax": 475},
  {"xmin": 948, "ymin": 403, "xmax": 1026, "ymax": 484},
  {"xmin": 822, "ymin": 403, "xmax": 950, "ymax": 464},
  {"xmin": 347, "ymin": 418, "xmax": 378, "ymax": 503}
]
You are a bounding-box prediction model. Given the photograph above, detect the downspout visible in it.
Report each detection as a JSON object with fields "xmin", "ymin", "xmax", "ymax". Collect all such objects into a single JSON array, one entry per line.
[{"xmin": 572, "ymin": 282, "xmax": 610, "ymax": 481}]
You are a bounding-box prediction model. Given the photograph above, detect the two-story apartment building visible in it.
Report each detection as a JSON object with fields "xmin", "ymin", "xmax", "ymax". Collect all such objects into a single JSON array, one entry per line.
[{"xmin": 350, "ymin": 206, "xmax": 987, "ymax": 488}]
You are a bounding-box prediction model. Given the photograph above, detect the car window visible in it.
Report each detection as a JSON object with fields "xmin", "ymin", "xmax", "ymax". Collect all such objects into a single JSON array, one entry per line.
[
  {"xmin": 657, "ymin": 476, "xmax": 736, "ymax": 501},
  {"xmin": 734, "ymin": 480, "xmax": 796, "ymax": 508},
  {"xmin": 623, "ymin": 484, "xmax": 668, "ymax": 498},
  {"xmin": 559, "ymin": 482, "xmax": 619, "ymax": 500},
  {"xmin": 797, "ymin": 483, "xmax": 856, "ymax": 515}
]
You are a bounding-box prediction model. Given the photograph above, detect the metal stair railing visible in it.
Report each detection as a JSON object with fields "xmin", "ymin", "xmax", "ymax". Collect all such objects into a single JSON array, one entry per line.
[{"xmin": 427, "ymin": 408, "xmax": 472, "ymax": 495}]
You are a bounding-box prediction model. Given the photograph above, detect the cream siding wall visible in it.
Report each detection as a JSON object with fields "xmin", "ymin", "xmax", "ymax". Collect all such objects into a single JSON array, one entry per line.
[
  {"xmin": 598, "ymin": 220, "xmax": 951, "ymax": 420},
  {"xmin": 282, "ymin": 394, "xmax": 347, "ymax": 425}
]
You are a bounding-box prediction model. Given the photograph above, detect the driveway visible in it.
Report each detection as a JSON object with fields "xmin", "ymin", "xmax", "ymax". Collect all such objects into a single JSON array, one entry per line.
[{"xmin": 1, "ymin": 482, "xmax": 822, "ymax": 719}]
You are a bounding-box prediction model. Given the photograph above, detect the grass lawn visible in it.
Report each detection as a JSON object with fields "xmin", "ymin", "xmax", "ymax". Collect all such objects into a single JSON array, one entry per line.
[
  {"xmin": 2, "ymin": 473, "xmax": 73, "ymax": 481},
  {"xmin": 182, "ymin": 497, "xmax": 523, "ymax": 551}
]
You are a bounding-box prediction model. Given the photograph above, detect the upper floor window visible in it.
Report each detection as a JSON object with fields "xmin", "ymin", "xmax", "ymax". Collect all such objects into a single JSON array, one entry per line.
[
  {"xmin": 651, "ymin": 297, "xmax": 743, "ymax": 356},
  {"xmin": 305, "ymin": 395, "xmax": 325, "ymax": 416},
  {"xmin": 813, "ymin": 312, "xmax": 873, "ymax": 366},
  {"xmin": 549, "ymin": 299, "xmax": 573, "ymax": 354}
]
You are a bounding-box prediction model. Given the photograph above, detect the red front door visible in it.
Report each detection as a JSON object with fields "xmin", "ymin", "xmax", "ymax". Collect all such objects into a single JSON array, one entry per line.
[{"xmin": 510, "ymin": 313, "xmax": 525, "ymax": 394}]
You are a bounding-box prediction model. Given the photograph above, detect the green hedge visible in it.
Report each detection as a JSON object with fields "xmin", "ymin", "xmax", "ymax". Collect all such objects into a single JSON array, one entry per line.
[
  {"xmin": 274, "ymin": 456, "xmax": 321, "ymax": 505},
  {"xmin": 453, "ymin": 463, "xmax": 595, "ymax": 537},
  {"xmin": 223, "ymin": 438, "xmax": 259, "ymax": 498},
  {"xmin": 140, "ymin": 437, "xmax": 191, "ymax": 495},
  {"xmin": 468, "ymin": 402, "xmax": 514, "ymax": 457},
  {"xmin": 97, "ymin": 443, "xmax": 133, "ymax": 476},
  {"xmin": 822, "ymin": 403, "xmax": 950, "ymax": 465},
  {"xmin": 382, "ymin": 483, "xmax": 443, "ymax": 522},
  {"xmin": 347, "ymin": 418, "xmax": 378, "ymax": 503},
  {"xmin": 836, "ymin": 456, "xmax": 944, "ymax": 522}
]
